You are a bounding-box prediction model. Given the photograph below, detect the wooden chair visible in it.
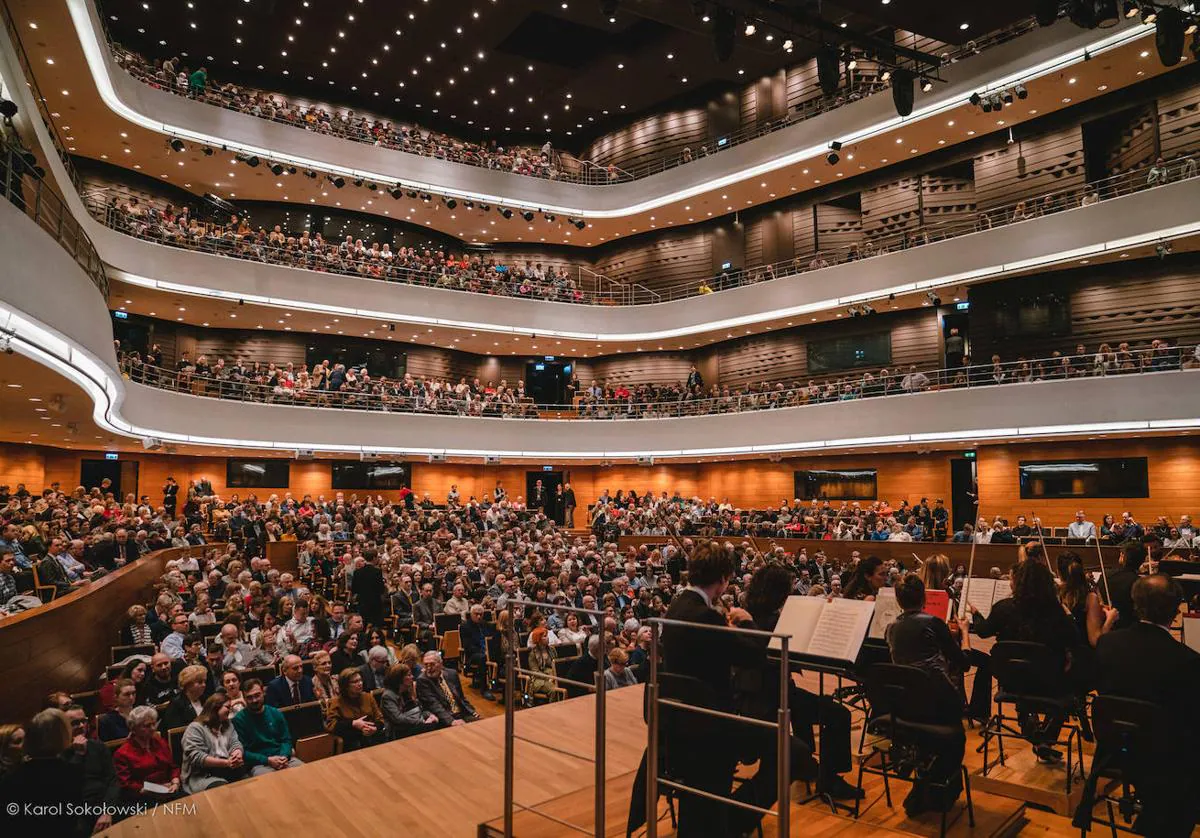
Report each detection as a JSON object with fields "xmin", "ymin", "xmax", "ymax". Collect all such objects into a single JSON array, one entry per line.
[
  {"xmin": 439, "ymin": 629, "xmax": 461, "ymax": 668},
  {"xmin": 111, "ymin": 644, "xmax": 155, "ymax": 664},
  {"xmin": 240, "ymin": 665, "xmax": 279, "ymax": 685},
  {"xmin": 167, "ymin": 726, "xmax": 188, "ymax": 766},
  {"xmin": 104, "ymin": 737, "xmax": 128, "ymax": 752},
  {"xmin": 70, "ymin": 690, "xmax": 102, "ymax": 721},
  {"xmin": 198, "ymin": 623, "xmax": 222, "ymax": 640},
  {"xmin": 31, "ymin": 563, "xmax": 57, "ymax": 602},
  {"xmin": 434, "ymin": 612, "xmax": 461, "ymax": 638},
  {"xmin": 280, "ymin": 701, "xmax": 325, "ymax": 739}
]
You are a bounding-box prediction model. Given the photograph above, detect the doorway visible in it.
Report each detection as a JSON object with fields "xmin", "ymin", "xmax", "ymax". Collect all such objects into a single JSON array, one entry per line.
[
  {"xmin": 524, "ymin": 359, "xmax": 573, "ymax": 405},
  {"xmin": 949, "ymin": 456, "xmax": 978, "ymax": 534},
  {"xmin": 526, "ymin": 470, "xmax": 564, "ymax": 523},
  {"xmin": 80, "ymin": 459, "xmax": 140, "ymax": 500}
]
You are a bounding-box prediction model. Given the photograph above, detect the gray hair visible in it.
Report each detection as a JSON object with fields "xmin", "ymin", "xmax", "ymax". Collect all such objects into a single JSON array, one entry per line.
[
  {"xmin": 128, "ymin": 704, "xmax": 158, "ymax": 729},
  {"xmin": 368, "ymin": 645, "xmax": 389, "ymax": 662},
  {"xmin": 587, "ymin": 634, "xmax": 602, "ymax": 657}
]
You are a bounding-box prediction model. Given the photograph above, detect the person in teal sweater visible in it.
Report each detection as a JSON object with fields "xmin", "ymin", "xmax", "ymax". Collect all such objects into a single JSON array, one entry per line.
[{"xmin": 231, "ymin": 679, "xmax": 304, "ymax": 775}]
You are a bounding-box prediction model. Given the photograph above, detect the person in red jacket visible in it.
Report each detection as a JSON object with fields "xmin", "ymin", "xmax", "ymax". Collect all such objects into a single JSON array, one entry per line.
[{"xmin": 112, "ymin": 705, "xmax": 181, "ymax": 800}]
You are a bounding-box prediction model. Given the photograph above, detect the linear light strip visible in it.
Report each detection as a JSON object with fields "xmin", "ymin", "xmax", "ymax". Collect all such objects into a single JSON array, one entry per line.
[
  {"xmin": 64, "ymin": 0, "xmax": 1151, "ymax": 219},
  {"xmin": 4, "ymin": 302, "xmax": 1197, "ymax": 460}
]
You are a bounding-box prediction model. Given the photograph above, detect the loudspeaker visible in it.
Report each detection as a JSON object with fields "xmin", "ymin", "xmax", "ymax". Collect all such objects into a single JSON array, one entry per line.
[
  {"xmin": 891, "ymin": 68, "xmax": 915, "ymax": 117},
  {"xmin": 141, "ymin": 437, "xmax": 162, "ymax": 451},
  {"xmin": 1035, "ymin": 0, "xmax": 1060, "ymax": 26},
  {"xmin": 635, "ymin": 456, "xmax": 655, "ymax": 466},
  {"xmin": 485, "ymin": 455, "xmax": 502, "ymax": 465},
  {"xmin": 1156, "ymin": 6, "xmax": 1186, "ymax": 67},
  {"xmin": 294, "ymin": 450, "xmax": 314, "ymax": 460},
  {"xmin": 816, "ymin": 44, "xmax": 840, "ymax": 95}
]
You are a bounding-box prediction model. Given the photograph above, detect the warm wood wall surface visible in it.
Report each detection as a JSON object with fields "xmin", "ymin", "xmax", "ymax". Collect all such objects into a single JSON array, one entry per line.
[
  {"xmin": 973, "ymin": 125, "xmax": 1086, "ymax": 213},
  {"xmin": 5, "ymin": 438, "xmax": 1199, "ymax": 526}
]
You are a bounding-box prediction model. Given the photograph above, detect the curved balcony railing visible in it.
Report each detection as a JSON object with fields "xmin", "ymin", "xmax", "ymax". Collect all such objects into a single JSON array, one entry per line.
[
  {"xmin": 86, "ymin": 151, "xmax": 1200, "ymax": 308},
  {"xmin": 1, "ymin": 142, "xmax": 108, "ymax": 297},
  {"xmin": 118, "ymin": 344, "xmax": 1199, "ymax": 421},
  {"xmin": 100, "ymin": 12, "xmax": 1040, "ymax": 186}
]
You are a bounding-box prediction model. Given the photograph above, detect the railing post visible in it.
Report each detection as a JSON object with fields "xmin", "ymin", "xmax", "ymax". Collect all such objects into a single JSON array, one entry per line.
[
  {"xmin": 503, "ymin": 614, "xmax": 516, "ymax": 838},
  {"xmin": 595, "ymin": 623, "xmax": 608, "ymax": 838},
  {"xmin": 777, "ymin": 636, "xmax": 791, "ymax": 838},
  {"xmin": 646, "ymin": 621, "xmax": 660, "ymax": 838}
]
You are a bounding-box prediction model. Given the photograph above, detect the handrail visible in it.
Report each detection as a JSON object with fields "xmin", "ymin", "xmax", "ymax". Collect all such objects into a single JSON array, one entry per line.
[
  {"xmin": 1, "ymin": 141, "xmax": 109, "ymax": 297},
  {"xmin": 84, "ymin": 145, "xmax": 1200, "ymax": 308},
  {"xmin": 96, "ymin": 11, "xmax": 1041, "ymax": 188},
  {"xmin": 115, "ymin": 343, "xmax": 1199, "ymax": 422}
]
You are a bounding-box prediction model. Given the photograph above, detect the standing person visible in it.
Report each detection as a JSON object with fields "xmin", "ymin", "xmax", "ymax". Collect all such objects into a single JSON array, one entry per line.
[
  {"xmin": 531, "ymin": 479, "xmax": 546, "ymax": 515},
  {"xmin": 944, "ymin": 328, "xmax": 965, "ymax": 372},
  {"xmin": 350, "ymin": 549, "xmax": 385, "ymax": 631},
  {"xmin": 550, "ymin": 483, "xmax": 564, "ymax": 525},
  {"xmin": 562, "ymin": 481, "xmax": 577, "ymax": 528},
  {"xmin": 162, "ymin": 477, "xmax": 179, "ymax": 520}
]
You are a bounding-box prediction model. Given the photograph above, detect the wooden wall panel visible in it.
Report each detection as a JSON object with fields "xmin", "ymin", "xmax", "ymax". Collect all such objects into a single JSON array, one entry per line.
[
  {"xmin": 581, "ymin": 108, "xmax": 709, "ymax": 173},
  {"xmin": 920, "ymin": 173, "xmax": 976, "ymax": 231},
  {"xmin": 594, "ymin": 229, "xmax": 712, "ymax": 293},
  {"xmin": 1156, "ymin": 79, "xmax": 1200, "ymax": 161},
  {"xmin": 973, "ymin": 125, "xmax": 1085, "ymax": 213},
  {"xmin": 814, "ymin": 203, "xmax": 862, "ymax": 256},
  {"xmin": 583, "ymin": 353, "xmax": 694, "ymax": 387},
  {"xmin": 793, "ymin": 205, "xmax": 817, "ymax": 263},
  {"xmin": 187, "ymin": 330, "xmax": 306, "ymax": 367},
  {"xmin": 861, "ymin": 178, "xmax": 920, "ymax": 240},
  {"xmin": 744, "ymin": 215, "xmax": 765, "ymax": 269},
  {"xmin": 1105, "ymin": 101, "xmax": 1159, "ymax": 175},
  {"xmin": 785, "ymin": 59, "xmax": 823, "ymax": 112},
  {"xmin": 0, "ymin": 445, "xmax": 45, "ymax": 492}
]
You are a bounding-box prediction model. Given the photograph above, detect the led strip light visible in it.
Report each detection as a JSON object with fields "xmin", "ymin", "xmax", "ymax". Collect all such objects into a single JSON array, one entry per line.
[
  {"xmin": 4, "ymin": 302, "xmax": 1197, "ymax": 460},
  {"xmin": 65, "ymin": 0, "xmax": 1152, "ymax": 218}
]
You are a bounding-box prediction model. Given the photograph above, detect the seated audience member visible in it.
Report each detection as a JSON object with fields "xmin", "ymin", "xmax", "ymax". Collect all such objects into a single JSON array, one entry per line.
[
  {"xmin": 525, "ymin": 627, "xmax": 557, "ymax": 700},
  {"xmin": 159, "ymin": 664, "xmax": 211, "ymax": 733},
  {"xmin": 143, "ymin": 653, "xmax": 179, "ymax": 705},
  {"xmin": 0, "ymin": 710, "xmax": 86, "ymax": 836},
  {"xmin": 112, "ymin": 705, "xmax": 181, "ymax": 800},
  {"xmin": 416, "ymin": 650, "xmax": 480, "ymax": 727},
  {"xmin": 1088, "ymin": 575, "xmax": 1200, "ymax": 836},
  {"xmin": 231, "ymin": 679, "xmax": 303, "ymax": 775},
  {"xmin": 324, "ymin": 668, "xmax": 387, "ymax": 750},
  {"xmin": 64, "ymin": 704, "xmax": 119, "ymax": 834},
  {"xmin": 884, "ymin": 575, "xmax": 970, "ymax": 815},
  {"xmin": 265, "ymin": 655, "xmax": 316, "ymax": 707},
  {"xmin": 180, "ymin": 693, "xmax": 246, "ymax": 793},
  {"xmin": 220, "ymin": 670, "xmax": 247, "ymax": 714},
  {"xmin": 380, "ymin": 663, "xmax": 439, "ymax": 740},
  {"xmin": 358, "ymin": 645, "xmax": 391, "ymax": 692},
  {"xmin": 99, "ymin": 658, "xmax": 149, "ymax": 712},
  {"xmin": 219, "ymin": 622, "xmax": 273, "ymax": 670},
  {"xmin": 310, "ymin": 649, "xmax": 339, "ymax": 703},
  {"xmin": 552, "ymin": 612, "xmax": 588, "ymax": 647},
  {"xmin": 1105, "ymin": 541, "xmax": 1143, "ymax": 631},
  {"xmin": 160, "ymin": 613, "xmax": 191, "ymax": 660},
  {"xmin": 603, "ymin": 647, "xmax": 638, "ymax": 690},
  {"xmin": 121, "ymin": 604, "xmax": 155, "ymax": 645},
  {"xmin": 565, "ymin": 634, "xmax": 603, "ymax": 698},
  {"xmin": 459, "ymin": 604, "xmax": 496, "ymax": 699},
  {"xmin": 99, "ymin": 678, "xmax": 140, "ymax": 741},
  {"xmin": 329, "ymin": 631, "xmax": 361, "ymax": 676},
  {"xmin": 969, "ymin": 559, "xmax": 1082, "ymax": 763}
]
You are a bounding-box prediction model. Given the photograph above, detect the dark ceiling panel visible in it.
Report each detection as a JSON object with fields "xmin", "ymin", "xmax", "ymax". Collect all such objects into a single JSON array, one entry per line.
[{"xmin": 827, "ymin": 0, "xmax": 1044, "ymax": 45}]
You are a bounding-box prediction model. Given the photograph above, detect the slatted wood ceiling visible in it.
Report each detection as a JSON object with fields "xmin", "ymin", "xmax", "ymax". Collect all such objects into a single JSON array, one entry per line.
[
  {"xmin": 1156, "ymin": 79, "xmax": 1200, "ymax": 160},
  {"xmin": 973, "ymin": 125, "xmax": 1085, "ymax": 213}
]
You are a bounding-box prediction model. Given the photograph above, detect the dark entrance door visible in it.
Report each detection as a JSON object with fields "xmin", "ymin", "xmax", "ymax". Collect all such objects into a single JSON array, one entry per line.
[
  {"xmin": 949, "ymin": 456, "xmax": 978, "ymax": 534},
  {"xmin": 81, "ymin": 459, "xmax": 139, "ymax": 499},
  {"xmin": 526, "ymin": 470, "xmax": 564, "ymax": 523},
  {"xmin": 524, "ymin": 359, "xmax": 572, "ymax": 405}
]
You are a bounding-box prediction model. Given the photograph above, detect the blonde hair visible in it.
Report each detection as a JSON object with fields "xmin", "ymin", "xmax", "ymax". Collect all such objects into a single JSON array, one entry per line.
[
  {"xmin": 608, "ymin": 648, "xmax": 629, "ymax": 666},
  {"xmin": 23, "ymin": 709, "xmax": 71, "ymax": 758},
  {"xmin": 178, "ymin": 664, "xmax": 209, "ymax": 691}
]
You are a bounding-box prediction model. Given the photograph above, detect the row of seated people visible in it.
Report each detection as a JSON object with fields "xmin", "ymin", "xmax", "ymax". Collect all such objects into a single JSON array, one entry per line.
[
  {"xmin": 112, "ymin": 334, "xmax": 1199, "ymax": 422},
  {"xmin": 101, "ymin": 194, "xmax": 591, "ymax": 303},
  {"xmin": 112, "ymin": 49, "xmax": 571, "ymax": 182},
  {"xmin": 649, "ymin": 538, "xmax": 1200, "ymax": 836}
]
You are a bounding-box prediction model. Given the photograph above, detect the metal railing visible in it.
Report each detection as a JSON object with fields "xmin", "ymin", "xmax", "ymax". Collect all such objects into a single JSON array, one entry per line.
[
  {"xmin": 643, "ymin": 616, "xmax": 793, "ymax": 838},
  {"xmin": 1, "ymin": 142, "xmax": 108, "ymax": 297},
  {"xmin": 87, "ymin": 144, "xmax": 1200, "ymax": 308},
  {"xmin": 500, "ymin": 601, "xmax": 610, "ymax": 837},
  {"xmin": 101, "ymin": 13, "xmax": 1040, "ymax": 188},
  {"xmin": 116, "ymin": 342, "xmax": 1199, "ymax": 422}
]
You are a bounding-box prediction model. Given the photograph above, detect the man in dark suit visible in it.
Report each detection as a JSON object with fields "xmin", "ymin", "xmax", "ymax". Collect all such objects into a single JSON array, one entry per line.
[
  {"xmin": 358, "ymin": 645, "xmax": 390, "ymax": 692},
  {"xmin": 350, "ymin": 549, "xmax": 386, "ymax": 630},
  {"xmin": 391, "ymin": 574, "xmax": 415, "ymax": 636},
  {"xmin": 562, "ymin": 482, "xmax": 577, "ymax": 528},
  {"xmin": 416, "ymin": 651, "xmax": 479, "ymax": 727},
  {"xmin": 87, "ymin": 530, "xmax": 139, "ymax": 571},
  {"xmin": 1105, "ymin": 541, "xmax": 1143, "ymax": 630},
  {"xmin": 64, "ymin": 704, "xmax": 120, "ymax": 835},
  {"xmin": 459, "ymin": 605, "xmax": 497, "ymax": 700},
  {"xmin": 531, "ymin": 479, "xmax": 546, "ymax": 514},
  {"xmin": 1091, "ymin": 574, "xmax": 1200, "ymax": 836},
  {"xmin": 660, "ymin": 540, "xmax": 773, "ymax": 838},
  {"xmin": 265, "ymin": 654, "xmax": 316, "ymax": 707}
]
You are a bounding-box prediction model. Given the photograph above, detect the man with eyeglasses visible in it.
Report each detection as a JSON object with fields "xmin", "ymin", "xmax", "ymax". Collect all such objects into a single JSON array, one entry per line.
[{"xmin": 63, "ymin": 703, "xmax": 119, "ymax": 833}]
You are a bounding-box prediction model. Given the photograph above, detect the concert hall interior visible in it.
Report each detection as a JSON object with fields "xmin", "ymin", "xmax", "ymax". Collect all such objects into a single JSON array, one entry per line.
[{"xmin": 2, "ymin": 0, "xmax": 1200, "ymax": 835}]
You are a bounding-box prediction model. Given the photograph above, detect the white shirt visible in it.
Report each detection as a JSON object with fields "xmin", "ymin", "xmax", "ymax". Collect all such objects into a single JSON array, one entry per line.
[{"xmin": 1067, "ymin": 520, "xmax": 1096, "ymax": 540}]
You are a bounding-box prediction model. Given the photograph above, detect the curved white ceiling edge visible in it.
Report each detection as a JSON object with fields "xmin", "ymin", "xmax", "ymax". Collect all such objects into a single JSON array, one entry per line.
[
  {"xmin": 65, "ymin": 0, "xmax": 1152, "ymax": 219},
  {"xmin": 107, "ymin": 215, "xmax": 1200, "ymax": 344},
  {"xmin": 6, "ymin": 300, "xmax": 1200, "ymax": 461}
]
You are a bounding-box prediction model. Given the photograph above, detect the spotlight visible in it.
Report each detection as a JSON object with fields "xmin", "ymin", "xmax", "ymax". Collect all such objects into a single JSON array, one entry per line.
[
  {"xmin": 202, "ymin": 146, "xmax": 214, "ymax": 156},
  {"xmin": 848, "ymin": 306, "xmax": 861, "ymax": 317},
  {"xmin": 0, "ymin": 98, "xmax": 18, "ymax": 119},
  {"xmin": 269, "ymin": 162, "xmax": 285, "ymax": 175},
  {"xmin": 521, "ymin": 210, "xmax": 535, "ymax": 222},
  {"xmin": 888, "ymin": 292, "xmax": 896, "ymax": 301},
  {"xmin": 304, "ymin": 169, "xmax": 317, "ymax": 178},
  {"xmin": 744, "ymin": 23, "xmax": 756, "ymax": 36},
  {"xmin": 406, "ymin": 190, "xmax": 419, "ymax": 199},
  {"xmin": 443, "ymin": 197, "xmax": 457, "ymax": 209},
  {"xmin": 327, "ymin": 174, "xmax": 345, "ymax": 188},
  {"xmin": 920, "ymin": 77, "xmax": 933, "ymax": 93},
  {"xmin": 420, "ymin": 193, "xmax": 432, "ymax": 202},
  {"xmin": 544, "ymin": 213, "xmax": 556, "ymax": 222},
  {"xmin": 479, "ymin": 203, "xmax": 491, "ymax": 212},
  {"xmin": 969, "ymin": 92, "xmax": 982, "ymax": 107},
  {"xmin": 1156, "ymin": 6, "xmax": 1186, "ymax": 66},
  {"xmin": 1156, "ymin": 242, "xmax": 1173, "ymax": 259},
  {"xmin": 245, "ymin": 155, "xmax": 260, "ymax": 168},
  {"xmin": 713, "ymin": 7, "xmax": 735, "ymax": 61},
  {"xmin": 816, "ymin": 43, "xmax": 840, "ymax": 95},
  {"xmin": 389, "ymin": 186, "xmax": 403, "ymax": 199},
  {"xmin": 169, "ymin": 138, "xmax": 186, "ymax": 153},
  {"xmin": 499, "ymin": 207, "xmax": 514, "ymax": 219},
  {"xmin": 981, "ymin": 96, "xmax": 994, "ymax": 113},
  {"xmin": 353, "ymin": 178, "xmax": 364, "ymax": 187},
  {"xmin": 1001, "ymin": 90, "xmax": 1014, "ymax": 105},
  {"xmin": 891, "ymin": 68, "xmax": 915, "ymax": 117},
  {"xmin": 463, "ymin": 200, "xmax": 475, "ymax": 209},
  {"xmin": 1015, "ymin": 84, "xmax": 1028, "ymax": 100},
  {"xmin": 573, "ymin": 219, "xmax": 586, "ymax": 230},
  {"xmin": 367, "ymin": 182, "xmax": 378, "ymax": 191},
  {"xmin": 827, "ymin": 151, "xmax": 840, "ymax": 165},
  {"xmin": 861, "ymin": 303, "xmax": 876, "ymax": 315},
  {"xmin": 925, "ymin": 291, "xmax": 942, "ymax": 306}
]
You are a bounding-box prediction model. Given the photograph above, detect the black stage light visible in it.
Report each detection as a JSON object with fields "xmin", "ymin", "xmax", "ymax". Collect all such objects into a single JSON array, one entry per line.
[
  {"xmin": 817, "ymin": 43, "xmax": 840, "ymax": 95},
  {"xmin": 969, "ymin": 92, "xmax": 982, "ymax": 107},
  {"xmin": 389, "ymin": 186, "xmax": 403, "ymax": 199},
  {"xmin": 269, "ymin": 162, "xmax": 284, "ymax": 175},
  {"xmin": 499, "ymin": 207, "xmax": 513, "ymax": 219},
  {"xmin": 420, "ymin": 193, "xmax": 432, "ymax": 202},
  {"xmin": 406, "ymin": 190, "xmax": 418, "ymax": 199},
  {"xmin": 443, "ymin": 197, "xmax": 457, "ymax": 209},
  {"xmin": 827, "ymin": 151, "xmax": 839, "ymax": 164},
  {"xmin": 479, "ymin": 203, "xmax": 491, "ymax": 211},
  {"xmin": 713, "ymin": 7, "xmax": 736, "ymax": 61},
  {"xmin": 169, "ymin": 138, "xmax": 186, "ymax": 153},
  {"xmin": 1036, "ymin": 0, "xmax": 1060, "ymax": 26},
  {"xmin": 464, "ymin": 200, "xmax": 475, "ymax": 209},
  {"xmin": 367, "ymin": 182, "xmax": 378, "ymax": 191},
  {"xmin": 574, "ymin": 219, "xmax": 586, "ymax": 230},
  {"xmin": 981, "ymin": 96, "xmax": 994, "ymax": 113},
  {"xmin": 287, "ymin": 165, "xmax": 297, "ymax": 175},
  {"xmin": 1015, "ymin": 84, "xmax": 1028, "ymax": 100},
  {"xmin": 328, "ymin": 175, "xmax": 345, "ymax": 188},
  {"xmin": 304, "ymin": 169, "xmax": 318, "ymax": 178},
  {"xmin": 1156, "ymin": 6, "xmax": 1186, "ymax": 66},
  {"xmin": 1001, "ymin": 90, "xmax": 1014, "ymax": 104},
  {"xmin": 202, "ymin": 146, "xmax": 214, "ymax": 156},
  {"xmin": 521, "ymin": 210, "xmax": 535, "ymax": 221},
  {"xmin": 891, "ymin": 69, "xmax": 915, "ymax": 117},
  {"xmin": 0, "ymin": 98, "xmax": 18, "ymax": 119},
  {"xmin": 353, "ymin": 178, "xmax": 364, "ymax": 187}
]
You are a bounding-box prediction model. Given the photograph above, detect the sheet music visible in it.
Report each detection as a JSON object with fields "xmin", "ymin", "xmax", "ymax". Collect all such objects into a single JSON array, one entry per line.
[
  {"xmin": 959, "ymin": 578, "xmax": 996, "ymax": 618},
  {"xmin": 992, "ymin": 579, "xmax": 1012, "ymax": 604},
  {"xmin": 923, "ymin": 589, "xmax": 951, "ymax": 621},
  {"xmin": 769, "ymin": 596, "xmax": 825, "ymax": 652},
  {"xmin": 868, "ymin": 588, "xmax": 903, "ymax": 640},
  {"xmin": 1183, "ymin": 615, "xmax": 1200, "ymax": 654},
  {"xmin": 806, "ymin": 599, "xmax": 876, "ymax": 662}
]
